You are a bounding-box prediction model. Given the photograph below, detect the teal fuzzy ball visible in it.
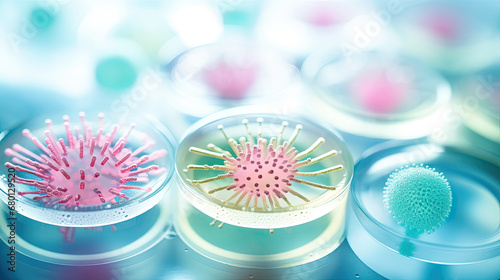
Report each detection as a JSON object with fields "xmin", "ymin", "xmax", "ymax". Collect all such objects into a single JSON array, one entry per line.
[{"xmin": 383, "ymin": 164, "xmax": 452, "ymax": 234}]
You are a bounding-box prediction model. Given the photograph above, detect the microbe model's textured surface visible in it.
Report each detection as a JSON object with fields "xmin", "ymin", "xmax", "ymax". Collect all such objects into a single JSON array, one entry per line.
[
  {"xmin": 383, "ymin": 164, "xmax": 452, "ymax": 234},
  {"xmin": 187, "ymin": 118, "xmax": 343, "ymax": 211},
  {"xmin": 4, "ymin": 112, "xmax": 167, "ymax": 209}
]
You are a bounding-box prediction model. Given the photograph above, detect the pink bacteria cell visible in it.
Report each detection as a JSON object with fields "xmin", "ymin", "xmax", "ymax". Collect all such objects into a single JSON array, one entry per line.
[{"xmin": 4, "ymin": 112, "xmax": 168, "ymax": 210}]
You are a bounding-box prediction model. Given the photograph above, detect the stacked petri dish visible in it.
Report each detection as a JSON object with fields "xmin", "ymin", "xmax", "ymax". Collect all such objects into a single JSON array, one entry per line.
[
  {"xmin": 174, "ymin": 110, "xmax": 353, "ymax": 268},
  {"xmin": 0, "ymin": 112, "xmax": 176, "ymax": 266}
]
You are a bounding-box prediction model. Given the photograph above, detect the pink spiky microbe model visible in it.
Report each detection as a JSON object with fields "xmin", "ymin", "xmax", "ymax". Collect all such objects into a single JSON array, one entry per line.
[
  {"xmin": 186, "ymin": 118, "xmax": 343, "ymax": 213},
  {"xmin": 4, "ymin": 112, "xmax": 167, "ymax": 212}
]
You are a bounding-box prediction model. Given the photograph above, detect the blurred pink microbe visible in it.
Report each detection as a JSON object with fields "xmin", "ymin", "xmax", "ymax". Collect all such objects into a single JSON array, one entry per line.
[
  {"xmin": 4, "ymin": 112, "xmax": 167, "ymax": 209},
  {"xmin": 351, "ymin": 71, "xmax": 409, "ymax": 114},
  {"xmin": 204, "ymin": 61, "xmax": 258, "ymax": 100}
]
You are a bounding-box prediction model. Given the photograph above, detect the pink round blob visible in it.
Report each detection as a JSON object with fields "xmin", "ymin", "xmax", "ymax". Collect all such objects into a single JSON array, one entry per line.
[{"xmin": 204, "ymin": 62, "xmax": 258, "ymax": 100}]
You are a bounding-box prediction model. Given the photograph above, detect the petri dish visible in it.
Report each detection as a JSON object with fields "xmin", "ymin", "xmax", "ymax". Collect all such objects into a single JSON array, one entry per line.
[
  {"xmin": 164, "ymin": 38, "xmax": 301, "ymax": 118},
  {"xmin": 393, "ymin": 1, "xmax": 500, "ymax": 74},
  {"xmin": 302, "ymin": 50, "xmax": 451, "ymax": 140},
  {"xmin": 0, "ymin": 191, "xmax": 173, "ymax": 266},
  {"xmin": 0, "ymin": 112, "xmax": 176, "ymax": 227},
  {"xmin": 348, "ymin": 142, "xmax": 500, "ymax": 279},
  {"xmin": 174, "ymin": 111, "xmax": 353, "ymax": 268}
]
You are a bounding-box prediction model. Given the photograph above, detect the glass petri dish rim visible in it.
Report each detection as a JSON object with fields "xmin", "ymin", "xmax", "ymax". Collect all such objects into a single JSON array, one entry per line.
[
  {"xmin": 351, "ymin": 140, "xmax": 500, "ymax": 264},
  {"xmin": 175, "ymin": 107, "xmax": 353, "ymax": 224},
  {"xmin": 0, "ymin": 112, "xmax": 177, "ymax": 227}
]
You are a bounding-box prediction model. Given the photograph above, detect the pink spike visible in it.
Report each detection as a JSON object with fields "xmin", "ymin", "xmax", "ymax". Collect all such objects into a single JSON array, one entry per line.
[
  {"xmin": 119, "ymin": 177, "xmax": 138, "ymax": 184},
  {"xmin": 80, "ymin": 112, "xmax": 87, "ymax": 141},
  {"xmin": 111, "ymin": 224, "xmax": 117, "ymax": 232},
  {"xmin": 93, "ymin": 188, "xmax": 106, "ymax": 203},
  {"xmin": 18, "ymin": 190, "xmax": 46, "ymax": 196},
  {"xmin": 64, "ymin": 122, "xmax": 74, "ymax": 149},
  {"xmin": 118, "ymin": 185, "xmax": 152, "ymax": 192},
  {"xmin": 96, "ymin": 128, "xmax": 103, "ymax": 143},
  {"xmin": 5, "ymin": 148, "xmax": 28, "ymax": 162},
  {"xmin": 90, "ymin": 137, "xmax": 96, "ymax": 155},
  {"xmin": 101, "ymin": 156, "xmax": 109, "ymax": 165},
  {"xmin": 98, "ymin": 113, "xmax": 104, "ymax": 129},
  {"xmin": 139, "ymin": 149, "xmax": 167, "ymax": 164},
  {"xmin": 121, "ymin": 163, "xmax": 138, "ymax": 173},
  {"xmin": 59, "ymin": 138, "xmax": 68, "ymax": 155},
  {"xmin": 60, "ymin": 168, "xmax": 71, "ymax": 180},
  {"xmin": 5, "ymin": 162, "xmax": 52, "ymax": 180},
  {"xmin": 31, "ymin": 137, "xmax": 52, "ymax": 157},
  {"xmin": 22, "ymin": 129, "xmax": 34, "ymax": 139},
  {"xmin": 80, "ymin": 182, "xmax": 85, "ymax": 190},
  {"xmin": 61, "ymin": 156, "xmax": 70, "ymax": 167},
  {"xmin": 115, "ymin": 152, "xmax": 131, "ymax": 167},
  {"xmin": 13, "ymin": 144, "xmax": 44, "ymax": 162},
  {"xmin": 80, "ymin": 170, "xmax": 85, "ymax": 180},
  {"xmin": 110, "ymin": 188, "xmax": 129, "ymax": 198},
  {"xmin": 123, "ymin": 122, "xmax": 135, "ymax": 141},
  {"xmin": 46, "ymin": 161, "xmax": 59, "ymax": 171},
  {"xmin": 107, "ymin": 125, "xmax": 118, "ymax": 143},
  {"xmin": 112, "ymin": 141, "xmax": 126, "ymax": 156},
  {"xmin": 25, "ymin": 159, "xmax": 48, "ymax": 171},
  {"xmin": 101, "ymin": 142, "xmax": 110, "ymax": 156},
  {"xmin": 128, "ymin": 165, "xmax": 159, "ymax": 176},
  {"xmin": 79, "ymin": 139, "xmax": 84, "ymax": 159},
  {"xmin": 94, "ymin": 172, "xmax": 100, "ymax": 178},
  {"xmin": 90, "ymin": 155, "xmax": 96, "ymax": 167},
  {"xmin": 33, "ymin": 194, "xmax": 51, "ymax": 201},
  {"xmin": 46, "ymin": 142, "xmax": 61, "ymax": 163},
  {"xmin": 52, "ymin": 195, "xmax": 73, "ymax": 205},
  {"xmin": 45, "ymin": 130, "xmax": 61, "ymax": 154},
  {"xmin": 131, "ymin": 142, "xmax": 154, "ymax": 157},
  {"xmin": 50, "ymin": 155, "xmax": 61, "ymax": 166}
]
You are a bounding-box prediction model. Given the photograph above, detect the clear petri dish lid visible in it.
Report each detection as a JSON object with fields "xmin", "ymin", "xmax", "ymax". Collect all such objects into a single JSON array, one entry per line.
[
  {"xmin": 0, "ymin": 112, "xmax": 176, "ymax": 227},
  {"xmin": 351, "ymin": 141, "xmax": 500, "ymax": 264},
  {"xmin": 165, "ymin": 36, "xmax": 300, "ymax": 118},
  {"xmin": 302, "ymin": 50, "xmax": 451, "ymax": 139},
  {"xmin": 175, "ymin": 109, "xmax": 353, "ymax": 229}
]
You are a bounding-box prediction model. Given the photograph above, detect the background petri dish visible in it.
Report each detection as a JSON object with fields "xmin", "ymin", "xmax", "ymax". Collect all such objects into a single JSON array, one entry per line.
[
  {"xmin": 0, "ymin": 112, "xmax": 176, "ymax": 227},
  {"xmin": 174, "ymin": 111, "xmax": 353, "ymax": 268},
  {"xmin": 164, "ymin": 38, "xmax": 301, "ymax": 118},
  {"xmin": 348, "ymin": 142, "xmax": 500, "ymax": 279},
  {"xmin": 302, "ymin": 50, "xmax": 451, "ymax": 140},
  {"xmin": 0, "ymin": 192, "xmax": 173, "ymax": 266}
]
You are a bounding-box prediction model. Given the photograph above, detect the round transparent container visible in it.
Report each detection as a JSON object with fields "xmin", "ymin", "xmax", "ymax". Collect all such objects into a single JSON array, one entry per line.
[
  {"xmin": 164, "ymin": 39, "xmax": 301, "ymax": 118},
  {"xmin": 348, "ymin": 142, "xmax": 500, "ymax": 279},
  {"xmin": 0, "ymin": 192, "xmax": 173, "ymax": 266},
  {"xmin": 302, "ymin": 50, "xmax": 451, "ymax": 140},
  {"xmin": 0, "ymin": 112, "xmax": 176, "ymax": 227},
  {"xmin": 174, "ymin": 111, "xmax": 353, "ymax": 268},
  {"xmin": 393, "ymin": 1, "xmax": 500, "ymax": 73}
]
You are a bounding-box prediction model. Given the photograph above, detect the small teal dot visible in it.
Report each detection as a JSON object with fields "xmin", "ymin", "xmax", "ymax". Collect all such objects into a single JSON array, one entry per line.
[
  {"xmin": 95, "ymin": 56, "xmax": 138, "ymax": 90},
  {"xmin": 31, "ymin": 8, "xmax": 55, "ymax": 30}
]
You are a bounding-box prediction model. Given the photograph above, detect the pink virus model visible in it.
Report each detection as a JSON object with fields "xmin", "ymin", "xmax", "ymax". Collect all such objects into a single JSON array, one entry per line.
[
  {"xmin": 187, "ymin": 118, "xmax": 343, "ymax": 211},
  {"xmin": 204, "ymin": 61, "xmax": 258, "ymax": 100},
  {"xmin": 351, "ymin": 70, "xmax": 410, "ymax": 114},
  {"xmin": 4, "ymin": 112, "xmax": 167, "ymax": 209}
]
